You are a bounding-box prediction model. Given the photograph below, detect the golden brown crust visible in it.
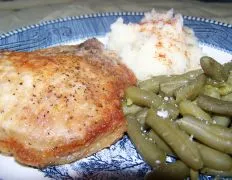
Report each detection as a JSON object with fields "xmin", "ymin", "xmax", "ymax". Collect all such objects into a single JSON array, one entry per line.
[
  {"xmin": 0, "ymin": 39, "xmax": 136, "ymax": 167},
  {"xmin": 0, "ymin": 121, "xmax": 126, "ymax": 167}
]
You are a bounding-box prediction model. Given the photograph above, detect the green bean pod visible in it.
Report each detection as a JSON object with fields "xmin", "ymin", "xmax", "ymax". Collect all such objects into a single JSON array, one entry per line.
[
  {"xmin": 161, "ymin": 69, "xmax": 203, "ymax": 88},
  {"xmin": 147, "ymin": 130, "xmax": 175, "ymax": 156},
  {"xmin": 159, "ymin": 69, "xmax": 203, "ymax": 97},
  {"xmin": 146, "ymin": 109, "xmax": 203, "ymax": 170},
  {"xmin": 202, "ymin": 85, "xmax": 220, "ymax": 99},
  {"xmin": 218, "ymin": 82, "xmax": 232, "ymax": 96},
  {"xmin": 122, "ymin": 101, "xmax": 143, "ymax": 115},
  {"xmin": 201, "ymin": 168, "xmax": 232, "ymax": 177},
  {"xmin": 138, "ymin": 75, "xmax": 168, "ymax": 93},
  {"xmin": 135, "ymin": 108, "xmax": 148, "ymax": 129},
  {"xmin": 175, "ymin": 74, "xmax": 206, "ymax": 103},
  {"xmin": 126, "ymin": 115, "xmax": 166, "ymax": 167},
  {"xmin": 160, "ymin": 78, "xmax": 188, "ymax": 97},
  {"xmin": 145, "ymin": 160, "xmax": 190, "ymax": 180},
  {"xmin": 177, "ymin": 116, "xmax": 232, "ymax": 154},
  {"xmin": 223, "ymin": 61, "xmax": 232, "ymax": 75},
  {"xmin": 160, "ymin": 70, "xmax": 202, "ymax": 96},
  {"xmin": 179, "ymin": 115, "xmax": 232, "ymax": 140},
  {"xmin": 221, "ymin": 92, "xmax": 232, "ymax": 101},
  {"xmin": 190, "ymin": 169, "xmax": 199, "ymax": 180},
  {"xmin": 125, "ymin": 86, "xmax": 163, "ymax": 108},
  {"xmin": 212, "ymin": 115, "xmax": 231, "ymax": 127},
  {"xmin": 209, "ymin": 124, "xmax": 232, "ymax": 140},
  {"xmin": 200, "ymin": 56, "xmax": 228, "ymax": 81},
  {"xmin": 197, "ymin": 94, "xmax": 232, "ymax": 116},
  {"xmin": 179, "ymin": 100, "xmax": 212, "ymax": 122},
  {"xmin": 206, "ymin": 78, "xmax": 225, "ymax": 87},
  {"xmin": 183, "ymin": 69, "xmax": 203, "ymax": 79},
  {"xmin": 227, "ymin": 71, "xmax": 232, "ymax": 84},
  {"xmin": 196, "ymin": 142, "xmax": 232, "ymax": 171},
  {"xmin": 157, "ymin": 102, "xmax": 179, "ymax": 120}
]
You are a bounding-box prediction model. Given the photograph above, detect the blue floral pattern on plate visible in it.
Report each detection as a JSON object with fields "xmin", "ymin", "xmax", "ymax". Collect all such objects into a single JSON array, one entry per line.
[
  {"xmin": 41, "ymin": 136, "xmax": 150, "ymax": 180},
  {"xmin": 0, "ymin": 12, "xmax": 232, "ymax": 180},
  {"xmin": 0, "ymin": 12, "xmax": 232, "ymax": 53}
]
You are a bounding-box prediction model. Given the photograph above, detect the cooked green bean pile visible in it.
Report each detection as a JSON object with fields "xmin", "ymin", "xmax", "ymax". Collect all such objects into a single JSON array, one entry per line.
[{"xmin": 123, "ymin": 56, "xmax": 232, "ymax": 179}]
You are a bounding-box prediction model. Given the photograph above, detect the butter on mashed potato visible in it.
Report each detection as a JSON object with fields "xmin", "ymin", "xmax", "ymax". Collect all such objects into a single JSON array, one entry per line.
[{"xmin": 107, "ymin": 9, "xmax": 203, "ymax": 80}]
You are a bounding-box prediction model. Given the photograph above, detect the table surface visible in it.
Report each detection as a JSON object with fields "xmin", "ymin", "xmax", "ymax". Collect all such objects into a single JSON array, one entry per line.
[{"xmin": 0, "ymin": 0, "xmax": 232, "ymax": 34}]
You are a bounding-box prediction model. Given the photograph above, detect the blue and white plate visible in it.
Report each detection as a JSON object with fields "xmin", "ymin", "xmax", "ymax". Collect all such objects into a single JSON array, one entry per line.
[{"xmin": 0, "ymin": 12, "xmax": 232, "ymax": 180}]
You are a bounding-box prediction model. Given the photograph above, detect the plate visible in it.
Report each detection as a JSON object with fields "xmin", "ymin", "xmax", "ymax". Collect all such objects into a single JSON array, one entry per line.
[{"xmin": 0, "ymin": 12, "xmax": 232, "ymax": 180}]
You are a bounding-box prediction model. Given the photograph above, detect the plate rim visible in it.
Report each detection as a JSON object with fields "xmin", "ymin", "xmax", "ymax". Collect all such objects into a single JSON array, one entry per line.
[
  {"xmin": 0, "ymin": 11, "xmax": 232, "ymax": 40},
  {"xmin": 0, "ymin": 11, "xmax": 231, "ymax": 180}
]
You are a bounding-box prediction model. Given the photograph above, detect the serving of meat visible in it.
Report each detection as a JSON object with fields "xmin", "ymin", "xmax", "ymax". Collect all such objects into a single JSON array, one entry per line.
[{"xmin": 0, "ymin": 38, "xmax": 136, "ymax": 167}]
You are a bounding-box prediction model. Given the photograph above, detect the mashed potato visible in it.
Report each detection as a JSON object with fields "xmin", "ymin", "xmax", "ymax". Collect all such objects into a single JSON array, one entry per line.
[{"xmin": 107, "ymin": 9, "xmax": 203, "ymax": 80}]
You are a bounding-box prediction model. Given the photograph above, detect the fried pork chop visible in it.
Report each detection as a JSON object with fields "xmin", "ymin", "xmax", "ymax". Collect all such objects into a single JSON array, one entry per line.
[{"xmin": 0, "ymin": 38, "xmax": 136, "ymax": 167}]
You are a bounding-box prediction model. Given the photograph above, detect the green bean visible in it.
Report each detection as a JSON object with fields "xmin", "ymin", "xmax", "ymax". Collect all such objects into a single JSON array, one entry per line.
[
  {"xmin": 157, "ymin": 102, "xmax": 179, "ymax": 120},
  {"xmin": 159, "ymin": 70, "xmax": 203, "ymax": 97},
  {"xmin": 210, "ymin": 124, "xmax": 232, "ymax": 140},
  {"xmin": 160, "ymin": 78, "xmax": 188, "ymax": 97},
  {"xmin": 201, "ymin": 168, "xmax": 232, "ymax": 177},
  {"xmin": 179, "ymin": 100, "xmax": 212, "ymax": 122},
  {"xmin": 146, "ymin": 109, "xmax": 203, "ymax": 170},
  {"xmin": 221, "ymin": 92, "xmax": 232, "ymax": 101},
  {"xmin": 202, "ymin": 85, "xmax": 220, "ymax": 99},
  {"xmin": 190, "ymin": 169, "xmax": 199, "ymax": 180},
  {"xmin": 126, "ymin": 115, "xmax": 166, "ymax": 167},
  {"xmin": 160, "ymin": 69, "xmax": 202, "ymax": 96},
  {"xmin": 223, "ymin": 61, "xmax": 232, "ymax": 75},
  {"xmin": 122, "ymin": 101, "xmax": 143, "ymax": 115},
  {"xmin": 183, "ymin": 69, "xmax": 204, "ymax": 79},
  {"xmin": 135, "ymin": 108, "xmax": 148, "ymax": 128},
  {"xmin": 197, "ymin": 94, "xmax": 232, "ymax": 116},
  {"xmin": 184, "ymin": 117, "xmax": 232, "ymax": 140},
  {"xmin": 145, "ymin": 160, "xmax": 190, "ymax": 180},
  {"xmin": 138, "ymin": 75, "xmax": 168, "ymax": 93},
  {"xmin": 147, "ymin": 130, "xmax": 175, "ymax": 156},
  {"xmin": 227, "ymin": 71, "xmax": 232, "ymax": 84},
  {"xmin": 162, "ymin": 96, "xmax": 176, "ymax": 104},
  {"xmin": 206, "ymin": 78, "xmax": 225, "ymax": 87},
  {"xmin": 177, "ymin": 116, "xmax": 232, "ymax": 154},
  {"xmin": 212, "ymin": 115, "xmax": 231, "ymax": 127},
  {"xmin": 189, "ymin": 114, "xmax": 232, "ymax": 140},
  {"xmin": 175, "ymin": 74, "xmax": 206, "ymax": 103},
  {"xmin": 200, "ymin": 56, "xmax": 228, "ymax": 81},
  {"xmin": 196, "ymin": 142, "xmax": 232, "ymax": 171},
  {"xmin": 218, "ymin": 82, "xmax": 232, "ymax": 96},
  {"xmin": 125, "ymin": 86, "xmax": 163, "ymax": 108},
  {"xmin": 204, "ymin": 80, "xmax": 232, "ymax": 96}
]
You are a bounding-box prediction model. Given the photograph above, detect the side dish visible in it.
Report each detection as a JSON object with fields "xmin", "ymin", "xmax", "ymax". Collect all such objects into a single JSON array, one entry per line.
[
  {"xmin": 107, "ymin": 9, "xmax": 203, "ymax": 81},
  {"xmin": 123, "ymin": 56, "xmax": 232, "ymax": 179}
]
